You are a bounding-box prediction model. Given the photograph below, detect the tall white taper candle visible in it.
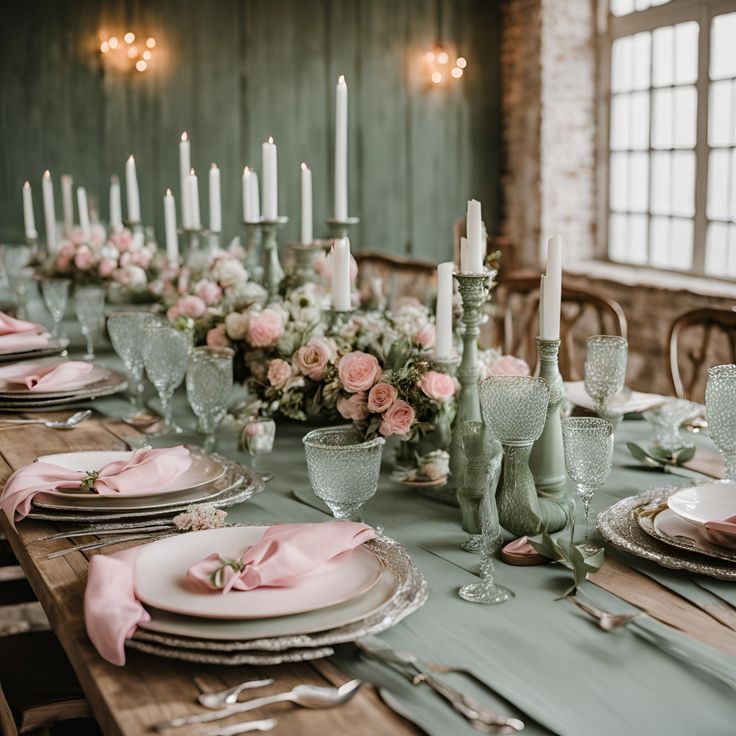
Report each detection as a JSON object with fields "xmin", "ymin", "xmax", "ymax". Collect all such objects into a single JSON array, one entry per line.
[
  {"xmin": 334, "ymin": 75, "xmax": 348, "ymax": 220},
  {"xmin": 77, "ymin": 187, "xmax": 90, "ymax": 241},
  {"xmin": 41, "ymin": 170, "xmax": 57, "ymax": 253},
  {"xmin": 125, "ymin": 155, "xmax": 141, "ymax": 224},
  {"xmin": 262, "ymin": 137, "xmax": 278, "ymax": 221},
  {"xmin": 179, "ymin": 132, "xmax": 191, "ymax": 229},
  {"xmin": 163, "ymin": 189, "xmax": 179, "ymax": 265},
  {"xmin": 22, "ymin": 182, "xmax": 37, "ymax": 241},
  {"xmin": 331, "ymin": 237, "xmax": 351, "ymax": 311},
  {"xmin": 209, "ymin": 163, "xmax": 221, "ymax": 233},
  {"xmin": 434, "ymin": 261, "xmax": 454, "ymax": 360},
  {"xmin": 301, "ymin": 162, "xmax": 313, "ymax": 244},
  {"xmin": 109, "ymin": 176, "xmax": 122, "ymax": 231},
  {"xmin": 61, "ymin": 175, "xmax": 74, "ymax": 237}
]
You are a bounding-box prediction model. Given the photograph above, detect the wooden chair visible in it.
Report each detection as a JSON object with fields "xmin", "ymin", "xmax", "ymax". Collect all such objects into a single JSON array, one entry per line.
[
  {"xmin": 667, "ymin": 307, "xmax": 736, "ymax": 402},
  {"xmin": 495, "ymin": 272, "xmax": 628, "ymax": 380},
  {"xmin": 354, "ymin": 251, "xmax": 437, "ymax": 309}
]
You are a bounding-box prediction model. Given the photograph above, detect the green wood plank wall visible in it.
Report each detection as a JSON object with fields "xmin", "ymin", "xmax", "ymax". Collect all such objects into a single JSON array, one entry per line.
[{"xmin": 0, "ymin": 0, "xmax": 501, "ymax": 264}]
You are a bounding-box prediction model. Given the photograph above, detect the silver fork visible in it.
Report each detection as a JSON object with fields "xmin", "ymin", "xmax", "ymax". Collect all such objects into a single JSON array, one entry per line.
[{"xmin": 46, "ymin": 533, "xmax": 166, "ymax": 559}]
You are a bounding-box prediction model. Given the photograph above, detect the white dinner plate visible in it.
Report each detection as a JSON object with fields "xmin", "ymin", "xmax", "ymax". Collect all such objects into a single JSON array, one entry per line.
[
  {"xmin": 32, "ymin": 449, "xmax": 226, "ymax": 508},
  {"xmin": 564, "ymin": 381, "xmax": 667, "ymax": 414},
  {"xmin": 667, "ymin": 481, "xmax": 736, "ymax": 528},
  {"xmin": 0, "ymin": 361, "xmax": 110, "ymax": 395},
  {"xmin": 139, "ymin": 568, "xmax": 398, "ymax": 641},
  {"xmin": 135, "ymin": 526, "xmax": 384, "ymax": 620}
]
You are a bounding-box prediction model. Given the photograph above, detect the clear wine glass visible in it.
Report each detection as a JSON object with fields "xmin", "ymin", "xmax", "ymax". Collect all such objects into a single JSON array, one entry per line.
[
  {"xmin": 642, "ymin": 399, "xmax": 702, "ymax": 453},
  {"xmin": 142, "ymin": 322, "xmax": 190, "ymax": 434},
  {"xmin": 186, "ymin": 346, "xmax": 234, "ymax": 453},
  {"xmin": 458, "ymin": 486, "xmax": 514, "ymax": 605},
  {"xmin": 40, "ymin": 278, "xmax": 70, "ymax": 338},
  {"xmin": 107, "ymin": 311, "xmax": 157, "ymax": 411},
  {"xmin": 75, "ymin": 286, "xmax": 106, "ymax": 360},
  {"xmin": 244, "ymin": 417, "xmax": 277, "ymax": 481},
  {"xmin": 584, "ymin": 335, "xmax": 628, "ymax": 429},
  {"xmin": 561, "ymin": 417, "xmax": 614, "ymax": 555},
  {"xmin": 706, "ymin": 364, "xmax": 736, "ymax": 481}
]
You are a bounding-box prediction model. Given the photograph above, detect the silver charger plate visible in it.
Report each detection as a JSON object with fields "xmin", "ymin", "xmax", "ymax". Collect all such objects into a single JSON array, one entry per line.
[
  {"xmin": 129, "ymin": 534, "xmax": 428, "ymax": 660},
  {"xmin": 0, "ymin": 338, "xmax": 70, "ymax": 363},
  {"xmin": 597, "ymin": 486, "xmax": 736, "ymax": 580}
]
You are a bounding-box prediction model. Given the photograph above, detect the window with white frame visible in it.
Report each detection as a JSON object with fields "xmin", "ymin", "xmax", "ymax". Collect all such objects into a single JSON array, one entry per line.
[{"xmin": 605, "ymin": 0, "xmax": 736, "ymax": 277}]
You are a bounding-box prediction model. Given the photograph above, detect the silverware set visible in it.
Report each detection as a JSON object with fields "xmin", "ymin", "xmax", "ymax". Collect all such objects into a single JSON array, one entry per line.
[{"xmin": 0, "ymin": 409, "xmax": 92, "ymax": 429}]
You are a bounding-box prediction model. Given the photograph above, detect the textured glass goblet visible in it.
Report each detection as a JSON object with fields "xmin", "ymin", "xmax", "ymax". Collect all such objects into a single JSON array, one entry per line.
[
  {"xmin": 75, "ymin": 286, "xmax": 106, "ymax": 360},
  {"xmin": 40, "ymin": 278, "xmax": 70, "ymax": 338},
  {"xmin": 10, "ymin": 269, "xmax": 36, "ymax": 321},
  {"xmin": 706, "ymin": 364, "xmax": 736, "ymax": 481},
  {"xmin": 108, "ymin": 311, "xmax": 157, "ymax": 410},
  {"xmin": 142, "ymin": 322, "xmax": 190, "ymax": 434},
  {"xmin": 302, "ymin": 426, "xmax": 385, "ymax": 522},
  {"xmin": 186, "ymin": 346, "xmax": 234, "ymax": 453},
  {"xmin": 561, "ymin": 417, "xmax": 613, "ymax": 555},
  {"xmin": 459, "ymin": 486, "xmax": 514, "ymax": 604},
  {"xmin": 642, "ymin": 399, "xmax": 702, "ymax": 453},
  {"xmin": 244, "ymin": 417, "xmax": 276, "ymax": 481},
  {"xmin": 1, "ymin": 244, "xmax": 32, "ymax": 280},
  {"xmin": 584, "ymin": 335, "xmax": 628, "ymax": 429}
]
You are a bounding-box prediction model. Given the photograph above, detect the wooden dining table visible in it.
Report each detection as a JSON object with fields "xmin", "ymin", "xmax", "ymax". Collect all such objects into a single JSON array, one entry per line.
[{"xmin": 0, "ymin": 413, "xmax": 418, "ymax": 736}]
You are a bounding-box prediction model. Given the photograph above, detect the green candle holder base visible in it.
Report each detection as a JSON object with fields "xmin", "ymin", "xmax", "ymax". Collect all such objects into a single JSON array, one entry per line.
[
  {"xmin": 260, "ymin": 217, "xmax": 288, "ymax": 300},
  {"xmin": 326, "ymin": 217, "xmax": 359, "ymax": 240}
]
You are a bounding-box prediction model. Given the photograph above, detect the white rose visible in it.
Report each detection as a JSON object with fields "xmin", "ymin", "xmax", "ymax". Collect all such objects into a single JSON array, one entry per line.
[
  {"xmin": 213, "ymin": 258, "xmax": 248, "ymax": 288},
  {"xmin": 124, "ymin": 264, "xmax": 147, "ymax": 287},
  {"xmin": 224, "ymin": 311, "xmax": 250, "ymax": 340}
]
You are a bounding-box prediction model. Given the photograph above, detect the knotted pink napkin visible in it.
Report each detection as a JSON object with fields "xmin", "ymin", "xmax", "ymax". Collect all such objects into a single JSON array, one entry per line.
[
  {"xmin": 704, "ymin": 515, "xmax": 736, "ymax": 550},
  {"xmin": 0, "ymin": 311, "xmax": 49, "ymax": 352},
  {"xmin": 1, "ymin": 360, "xmax": 94, "ymax": 392},
  {"xmin": 188, "ymin": 521, "xmax": 376, "ymax": 593},
  {"xmin": 0, "ymin": 446, "xmax": 191, "ymax": 526}
]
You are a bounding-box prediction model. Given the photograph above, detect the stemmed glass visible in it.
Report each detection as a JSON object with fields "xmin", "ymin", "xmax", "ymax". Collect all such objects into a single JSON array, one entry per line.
[
  {"xmin": 561, "ymin": 417, "xmax": 614, "ymax": 555},
  {"xmin": 303, "ymin": 426, "xmax": 385, "ymax": 524},
  {"xmin": 40, "ymin": 278, "xmax": 70, "ymax": 339},
  {"xmin": 458, "ymin": 478, "xmax": 513, "ymax": 605},
  {"xmin": 584, "ymin": 335, "xmax": 628, "ymax": 429},
  {"xmin": 142, "ymin": 322, "xmax": 190, "ymax": 434},
  {"xmin": 107, "ymin": 311, "xmax": 157, "ymax": 412},
  {"xmin": 75, "ymin": 286, "xmax": 106, "ymax": 360},
  {"xmin": 244, "ymin": 417, "xmax": 277, "ymax": 481},
  {"xmin": 186, "ymin": 346, "xmax": 234, "ymax": 453},
  {"xmin": 706, "ymin": 364, "xmax": 736, "ymax": 481}
]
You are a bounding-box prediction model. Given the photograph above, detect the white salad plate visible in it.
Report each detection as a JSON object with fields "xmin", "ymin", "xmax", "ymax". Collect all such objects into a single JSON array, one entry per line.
[{"xmin": 667, "ymin": 481, "xmax": 736, "ymax": 528}]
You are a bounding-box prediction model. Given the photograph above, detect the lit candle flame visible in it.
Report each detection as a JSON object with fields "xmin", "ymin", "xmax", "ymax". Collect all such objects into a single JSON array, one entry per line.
[
  {"xmin": 267, "ymin": 136, "xmax": 274, "ymax": 144},
  {"xmin": 243, "ymin": 165, "xmax": 251, "ymax": 174},
  {"xmin": 166, "ymin": 188, "xmax": 172, "ymax": 196},
  {"xmin": 211, "ymin": 162, "xmax": 218, "ymax": 170},
  {"xmin": 181, "ymin": 131, "xmax": 188, "ymax": 142},
  {"xmin": 301, "ymin": 162, "xmax": 309, "ymax": 171},
  {"xmin": 338, "ymin": 74, "xmax": 346, "ymax": 84},
  {"xmin": 127, "ymin": 155, "xmax": 135, "ymax": 163},
  {"xmin": 23, "ymin": 181, "xmax": 30, "ymax": 189},
  {"xmin": 190, "ymin": 168, "xmax": 195, "ymax": 176},
  {"xmin": 43, "ymin": 170, "xmax": 51, "ymax": 178}
]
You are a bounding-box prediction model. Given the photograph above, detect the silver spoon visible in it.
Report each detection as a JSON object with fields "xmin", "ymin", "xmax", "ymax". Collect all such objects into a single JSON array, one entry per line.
[
  {"xmin": 198, "ymin": 719, "xmax": 277, "ymax": 736},
  {"xmin": 0, "ymin": 409, "xmax": 92, "ymax": 429},
  {"xmin": 568, "ymin": 595, "xmax": 642, "ymax": 631},
  {"xmin": 155, "ymin": 680, "xmax": 363, "ymax": 731},
  {"xmin": 198, "ymin": 678, "xmax": 275, "ymax": 710}
]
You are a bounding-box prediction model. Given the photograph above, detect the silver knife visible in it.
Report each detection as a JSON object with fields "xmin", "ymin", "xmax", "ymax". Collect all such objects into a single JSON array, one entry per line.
[
  {"xmin": 46, "ymin": 533, "xmax": 161, "ymax": 559},
  {"xmin": 36, "ymin": 524, "xmax": 175, "ymax": 542}
]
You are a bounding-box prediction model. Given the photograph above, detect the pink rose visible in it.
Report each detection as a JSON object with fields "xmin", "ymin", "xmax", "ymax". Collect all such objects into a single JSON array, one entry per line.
[
  {"xmin": 337, "ymin": 392, "xmax": 369, "ymax": 421},
  {"xmin": 74, "ymin": 246, "xmax": 94, "ymax": 270},
  {"xmin": 195, "ymin": 279, "xmax": 223, "ymax": 306},
  {"xmin": 418, "ymin": 370, "xmax": 457, "ymax": 402},
  {"xmin": 247, "ymin": 308, "xmax": 284, "ymax": 348},
  {"xmin": 176, "ymin": 295, "xmax": 207, "ymax": 319},
  {"xmin": 267, "ymin": 359, "xmax": 292, "ymax": 390},
  {"xmin": 294, "ymin": 337, "xmax": 334, "ymax": 380},
  {"xmin": 338, "ymin": 351, "xmax": 381, "ymax": 393},
  {"xmin": 245, "ymin": 421, "xmax": 265, "ymax": 437},
  {"xmin": 367, "ymin": 382, "xmax": 398, "ymax": 413},
  {"xmin": 110, "ymin": 230, "xmax": 132, "ymax": 251},
  {"xmin": 485, "ymin": 355, "xmax": 530, "ymax": 379},
  {"xmin": 130, "ymin": 248, "xmax": 152, "ymax": 269},
  {"xmin": 98, "ymin": 257, "xmax": 117, "ymax": 277},
  {"xmin": 166, "ymin": 305, "xmax": 180, "ymax": 321},
  {"xmin": 414, "ymin": 324, "xmax": 436, "ymax": 349},
  {"xmin": 206, "ymin": 323, "xmax": 229, "ymax": 348},
  {"xmin": 379, "ymin": 400, "xmax": 416, "ymax": 437}
]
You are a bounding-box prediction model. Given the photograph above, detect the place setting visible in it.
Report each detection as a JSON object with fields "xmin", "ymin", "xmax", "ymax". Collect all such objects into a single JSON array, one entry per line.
[{"xmin": 0, "ymin": 308, "xmax": 69, "ymax": 364}]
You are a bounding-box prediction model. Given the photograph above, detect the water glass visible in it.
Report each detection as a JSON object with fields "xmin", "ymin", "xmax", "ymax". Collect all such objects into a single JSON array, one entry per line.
[
  {"xmin": 561, "ymin": 417, "xmax": 614, "ymax": 555},
  {"xmin": 186, "ymin": 347, "xmax": 234, "ymax": 453},
  {"xmin": 10, "ymin": 269, "xmax": 36, "ymax": 321},
  {"xmin": 642, "ymin": 399, "xmax": 702, "ymax": 453},
  {"xmin": 302, "ymin": 426, "xmax": 385, "ymax": 522},
  {"xmin": 142, "ymin": 322, "xmax": 190, "ymax": 434},
  {"xmin": 584, "ymin": 335, "xmax": 628, "ymax": 428},
  {"xmin": 1, "ymin": 244, "xmax": 32, "ymax": 279},
  {"xmin": 108, "ymin": 311, "xmax": 157, "ymax": 410},
  {"xmin": 75, "ymin": 286, "xmax": 106, "ymax": 360},
  {"xmin": 706, "ymin": 364, "xmax": 736, "ymax": 480},
  {"xmin": 244, "ymin": 417, "xmax": 277, "ymax": 481},
  {"xmin": 40, "ymin": 278, "xmax": 70, "ymax": 338}
]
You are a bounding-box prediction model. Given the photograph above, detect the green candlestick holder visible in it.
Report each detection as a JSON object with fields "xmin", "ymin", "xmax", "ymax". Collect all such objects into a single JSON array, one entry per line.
[
  {"xmin": 287, "ymin": 241, "xmax": 330, "ymax": 286},
  {"xmin": 452, "ymin": 270, "xmax": 494, "ymax": 532},
  {"xmin": 323, "ymin": 307, "xmax": 355, "ymax": 335},
  {"xmin": 243, "ymin": 221, "xmax": 263, "ymax": 282},
  {"xmin": 529, "ymin": 337, "xmax": 568, "ymax": 497},
  {"xmin": 326, "ymin": 217, "xmax": 360, "ymax": 240},
  {"xmin": 260, "ymin": 217, "xmax": 288, "ymax": 300}
]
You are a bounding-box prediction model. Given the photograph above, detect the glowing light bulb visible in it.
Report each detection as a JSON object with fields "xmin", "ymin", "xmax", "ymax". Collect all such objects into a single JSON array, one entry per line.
[
  {"xmin": 431, "ymin": 71, "xmax": 443, "ymax": 84},
  {"xmin": 451, "ymin": 67, "xmax": 463, "ymax": 79},
  {"xmin": 146, "ymin": 37, "xmax": 156, "ymax": 49},
  {"xmin": 127, "ymin": 46, "xmax": 139, "ymax": 59},
  {"xmin": 142, "ymin": 49, "xmax": 152, "ymax": 61},
  {"xmin": 100, "ymin": 41, "xmax": 110, "ymax": 53},
  {"xmin": 437, "ymin": 51, "xmax": 449, "ymax": 65},
  {"xmin": 124, "ymin": 32, "xmax": 135, "ymax": 44},
  {"xmin": 456, "ymin": 56, "xmax": 467, "ymax": 69},
  {"xmin": 109, "ymin": 37, "xmax": 119, "ymax": 49},
  {"xmin": 424, "ymin": 51, "xmax": 436, "ymax": 63},
  {"xmin": 136, "ymin": 60, "xmax": 147, "ymax": 72}
]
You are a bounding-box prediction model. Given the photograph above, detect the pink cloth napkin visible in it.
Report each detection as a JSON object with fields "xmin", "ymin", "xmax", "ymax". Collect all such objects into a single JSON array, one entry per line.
[
  {"xmin": 2, "ymin": 360, "xmax": 94, "ymax": 392},
  {"xmin": 0, "ymin": 311, "xmax": 49, "ymax": 352},
  {"xmin": 0, "ymin": 446, "xmax": 191, "ymax": 526},
  {"xmin": 188, "ymin": 521, "xmax": 376, "ymax": 593},
  {"xmin": 704, "ymin": 514, "xmax": 736, "ymax": 550}
]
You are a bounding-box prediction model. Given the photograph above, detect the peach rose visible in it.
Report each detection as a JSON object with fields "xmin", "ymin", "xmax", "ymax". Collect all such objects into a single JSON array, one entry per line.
[
  {"xmin": 74, "ymin": 246, "xmax": 94, "ymax": 270},
  {"xmin": 176, "ymin": 295, "xmax": 207, "ymax": 319},
  {"xmin": 267, "ymin": 358, "xmax": 292, "ymax": 390},
  {"xmin": 247, "ymin": 308, "xmax": 284, "ymax": 348},
  {"xmin": 338, "ymin": 351, "xmax": 381, "ymax": 393},
  {"xmin": 206, "ymin": 323, "xmax": 229, "ymax": 348},
  {"xmin": 486, "ymin": 355, "xmax": 530, "ymax": 378},
  {"xmin": 418, "ymin": 371, "xmax": 456, "ymax": 402},
  {"xmin": 367, "ymin": 382, "xmax": 398, "ymax": 413},
  {"xmin": 414, "ymin": 324, "xmax": 435, "ymax": 349},
  {"xmin": 195, "ymin": 279, "xmax": 223, "ymax": 306},
  {"xmin": 337, "ymin": 392, "xmax": 369, "ymax": 421},
  {"xmin": 294, "ymin": 337, "xmax": 334, "ymax": 380},
  {"xmin": 98, "ymin": 257, "xmax": 117, "ymax": 277},
  {"xmin": 379, "ymin": 400, "xmax": 416, "ymax": 437},
  {"xmin": 224, "ymin": 312, "xmax": 249, "ymax": 341}
]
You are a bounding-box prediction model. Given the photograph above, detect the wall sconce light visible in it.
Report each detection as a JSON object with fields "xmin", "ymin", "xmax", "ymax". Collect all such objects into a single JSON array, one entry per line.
[
  {"xmin": 99, "ymin": 31, "xmax": 156, "ymax": 73},
  {"xmin": 424, "ymin": 42, "xmax": 467, "ymax": 86}
]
